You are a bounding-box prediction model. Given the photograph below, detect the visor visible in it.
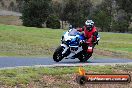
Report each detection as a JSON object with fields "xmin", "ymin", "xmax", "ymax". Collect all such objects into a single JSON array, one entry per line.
[{"xmin": 86, "ymin": 25, "xmax": 92, "ymax": 31}]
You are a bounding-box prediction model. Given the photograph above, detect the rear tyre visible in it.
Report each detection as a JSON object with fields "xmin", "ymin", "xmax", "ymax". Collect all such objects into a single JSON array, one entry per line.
[
  {"xmin": 78, "ymin": 51, "xmax": 92, "ymax": 62},
  {"xmin": 53, "ymin": 46, "xmax": 64, "ymax": 62}
]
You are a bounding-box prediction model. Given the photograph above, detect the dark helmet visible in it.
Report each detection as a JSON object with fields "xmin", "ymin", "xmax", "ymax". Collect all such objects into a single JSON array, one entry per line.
[{"xmin": 85, "ymin": 20, "xmax": 94, "ymax": 31}]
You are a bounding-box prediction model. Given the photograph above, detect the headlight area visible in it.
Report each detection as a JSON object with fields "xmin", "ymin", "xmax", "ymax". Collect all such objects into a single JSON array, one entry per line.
[{"xmin": 62, "ymin": 40, "xmax": 71, "ymax": 46}]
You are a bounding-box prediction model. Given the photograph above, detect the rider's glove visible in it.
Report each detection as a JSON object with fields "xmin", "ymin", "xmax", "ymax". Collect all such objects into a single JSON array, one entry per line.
[{"xmin": 79, "ymin": 40, "xmax": 85, "ymax": 46}]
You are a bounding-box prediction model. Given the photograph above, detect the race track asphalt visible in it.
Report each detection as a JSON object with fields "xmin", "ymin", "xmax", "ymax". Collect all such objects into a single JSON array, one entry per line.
[{"xmin": 0, "ymin": 57, "xmax": 132, "ymax": 69}]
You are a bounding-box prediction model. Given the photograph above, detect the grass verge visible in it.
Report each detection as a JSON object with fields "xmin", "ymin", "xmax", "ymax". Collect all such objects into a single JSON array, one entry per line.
[
  {"xmin": 0, "ymin": 24, "xmax": 64, "ymax": 56},
  {"xmin": 95, "ymin": 32, "xmax": 132, "ymax": 59},
  {"xmin": 0, "ymin": 24, "xmax": 132, "ymax": 58},
  {"xmin": 0, "ymin": 65, "xmax": 132, "ymax": 88}
]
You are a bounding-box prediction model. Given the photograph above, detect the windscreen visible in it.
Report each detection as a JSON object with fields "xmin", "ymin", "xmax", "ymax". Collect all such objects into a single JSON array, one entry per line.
[{"xmin": 68, "ymin": 29, "xmax": 79, "ymax": 36}]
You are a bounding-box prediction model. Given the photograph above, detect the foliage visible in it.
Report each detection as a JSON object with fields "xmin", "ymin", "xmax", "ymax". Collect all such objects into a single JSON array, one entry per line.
[
  {"xmin": 115, "ymin": 0, "xmax": 132, "ymax": 13},
  {"xmin": 21, "ymin": 0, "xmax": 51, "ymax": 27},
  {"xmin": 9, "ymin": 1, "xmax": 15, "ymax": 11},
  {"xmin": 112, "ymin": 14, "xmax": 130, "ymax": 33},
  {"xmin": 63, "ymin": 0, "xmax": 92, "ymax": 27},
  {"xmin": 115, "ymin": 0, "xmax": 132, "ymax": 32},
  {"xmin": 91, "ymin": 0, "xmax": 131, "ymax": 33},
  {"xmin": 52, "ymin": 0, "xmax": 66, "ymax": 21},
  {"xmin": 0, "ymin": 0, "xmax": 132, "ymax": 32},
  {"xmin": 46, "ymin": 14, "xmax": 61, "ymax": 29},
  {"xmin": 91, "ymin": 0, "xmax": 114, "ymax": 32},
  {"xmin": 112, "ymin": 21, "xmax": 126, "ymax": 33},
  {"xmin": 16, "ymin": 0, "xmax": 24, "ymax": 12},
  {"xmin": 91, "ymin": 10, "xmax": 111, "ymax": 32}
]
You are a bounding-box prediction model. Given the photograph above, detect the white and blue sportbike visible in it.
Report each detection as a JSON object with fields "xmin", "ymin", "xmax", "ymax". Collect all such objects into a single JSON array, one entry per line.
[{"xmin": 53, "ymin": 28, "xmax": 100, "ymax": 62}]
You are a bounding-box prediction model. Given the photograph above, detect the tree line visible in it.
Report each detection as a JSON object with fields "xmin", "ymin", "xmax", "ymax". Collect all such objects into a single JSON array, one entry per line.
[{"xmin": 21, "ymin": 0, "xmax": 132, "ymax": 33}]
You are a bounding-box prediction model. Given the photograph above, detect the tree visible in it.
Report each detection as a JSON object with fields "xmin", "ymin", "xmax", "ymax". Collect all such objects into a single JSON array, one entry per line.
[
  {"xmin": 16, "ymin": 0, "xmax": 24, "ymax": 12},
  {"xmin": 51, "ymin": 0, "xmax": 67, "ymax": 29},
  {"xmin": 9, "ymin": 1, "xmax": 15, "ymax": 11},
  {"xmin": 52, "ymin": 0, "xmax": 92, "ymax": 28},
  {"xmin": 91, "ymin": 0, "xmax": 116, "ymax": 32},
  {"xmin": 46, "ymin": 14, "xmax": 61, "ymax": 29},
  {"xmin": 111, "ymin": 9, "xmax": 130, "ymax": 33},
  {"xmin": 91, "ymin": 10, "xmax": 111, "ymax": 32},
  {"xmin": 115, "ymin": 0, "xmax": 132, "ymax": 13},
  {"xmin": 1, "ymin": 0, "xmax": 4, "ymax": 8},
  {"xmin": 63, "ymin": 0, "xmax": 92, "ymax": 27},
  {"xmin": 21, "ymin": 0, "xmax": 51, "ymax": 27},
  {"xmin": 115, "ymin": 0, "xmax": 132, "ymax": 32},
  {"xmin": 112, "ymin": 20, "xmax": 129, "ymax": 33}
]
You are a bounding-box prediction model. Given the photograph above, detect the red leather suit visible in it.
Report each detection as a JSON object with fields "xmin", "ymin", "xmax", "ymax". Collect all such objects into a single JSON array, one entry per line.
[{"xmin": 78, "ymin": 26, "xmax": 98, "ymax": 54}]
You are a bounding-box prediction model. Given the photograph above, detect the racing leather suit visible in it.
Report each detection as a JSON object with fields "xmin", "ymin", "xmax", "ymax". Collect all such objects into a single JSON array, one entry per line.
[{"xmin": 78, "ymin": 26, "xmax": 98, "ymax": 54}]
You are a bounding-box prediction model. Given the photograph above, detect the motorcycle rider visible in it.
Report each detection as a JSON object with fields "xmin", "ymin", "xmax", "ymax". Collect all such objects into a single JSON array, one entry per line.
[{"xmin": 77, "ymin": 20, "xmax": 99, "ymax": 57}]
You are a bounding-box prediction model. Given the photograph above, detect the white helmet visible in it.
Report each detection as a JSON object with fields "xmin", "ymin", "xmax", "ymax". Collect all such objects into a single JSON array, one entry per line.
[{"xmin": 85, "ymin": 20, "xmax": 94, "ymax": 31}]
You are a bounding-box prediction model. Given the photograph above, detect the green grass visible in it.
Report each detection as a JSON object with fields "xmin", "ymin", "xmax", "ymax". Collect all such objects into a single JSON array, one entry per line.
[
  {"xmin": 0, "ymin": 65, "xmax": 132, "ymax": 86},
  {"xmin": 0, "ymin": 65, "xmax": 118, "ymax": 86},
  {"xmin": 96, "ymin": 32, "xmax": 132, "ymax": 58},
  {"xmin": 0, "ymin": 24, "xmax": 65, "ymax": 56},
  {"xmin": 97, "ymin": 32, "xmax": 132, "ymax": 52},
  {"xmin": 0, "ymin": 24, "xmax": 132, "ymax": 58}
]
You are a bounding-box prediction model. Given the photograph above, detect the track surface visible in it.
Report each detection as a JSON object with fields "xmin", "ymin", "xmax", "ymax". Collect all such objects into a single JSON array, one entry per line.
[{"xmin": 0, "ymin": 57, "xmax": 132, "ymax": 69}]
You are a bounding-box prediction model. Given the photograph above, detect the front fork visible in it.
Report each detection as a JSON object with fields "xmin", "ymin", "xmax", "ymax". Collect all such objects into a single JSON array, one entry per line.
[
  {"xmin": 60, "ymin": 44, "xmax": 71, "ymax": 57},
  {"xmin": 61, "ymin": 44, "xmax": 84, "ymax": 59},
  {"xmin": 61, "ymin": 44, "xmax": 68, "ymax": 54}
]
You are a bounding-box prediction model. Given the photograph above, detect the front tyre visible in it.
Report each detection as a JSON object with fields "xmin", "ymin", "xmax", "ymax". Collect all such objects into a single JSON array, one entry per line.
[{"xmin": 53, "ymin": 46, "xmax": 64, "ymax": 62}]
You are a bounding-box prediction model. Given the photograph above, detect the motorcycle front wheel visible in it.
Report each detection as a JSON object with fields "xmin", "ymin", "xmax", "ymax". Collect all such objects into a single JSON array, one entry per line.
[{"xmin": 53, "ymin": 46, "xmax": 64, "ymax": 62}]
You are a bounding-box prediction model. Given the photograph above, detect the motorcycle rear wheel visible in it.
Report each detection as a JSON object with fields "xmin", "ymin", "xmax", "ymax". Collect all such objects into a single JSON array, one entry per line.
[{"xmin": 78, "ymin": 51, "xmax": 92, "ymax": 62}]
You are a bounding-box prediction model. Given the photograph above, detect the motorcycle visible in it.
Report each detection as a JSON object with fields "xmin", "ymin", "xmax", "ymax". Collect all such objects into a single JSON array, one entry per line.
[{"xmin": 53, "ymin": 28, "xmax": 100, "ymax": 62}]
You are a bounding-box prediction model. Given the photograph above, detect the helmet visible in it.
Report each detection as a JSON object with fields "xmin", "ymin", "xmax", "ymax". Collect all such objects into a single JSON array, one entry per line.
[{"xmin": 85, "ymin": 20, "xmax": 94, "ymax": 31}]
